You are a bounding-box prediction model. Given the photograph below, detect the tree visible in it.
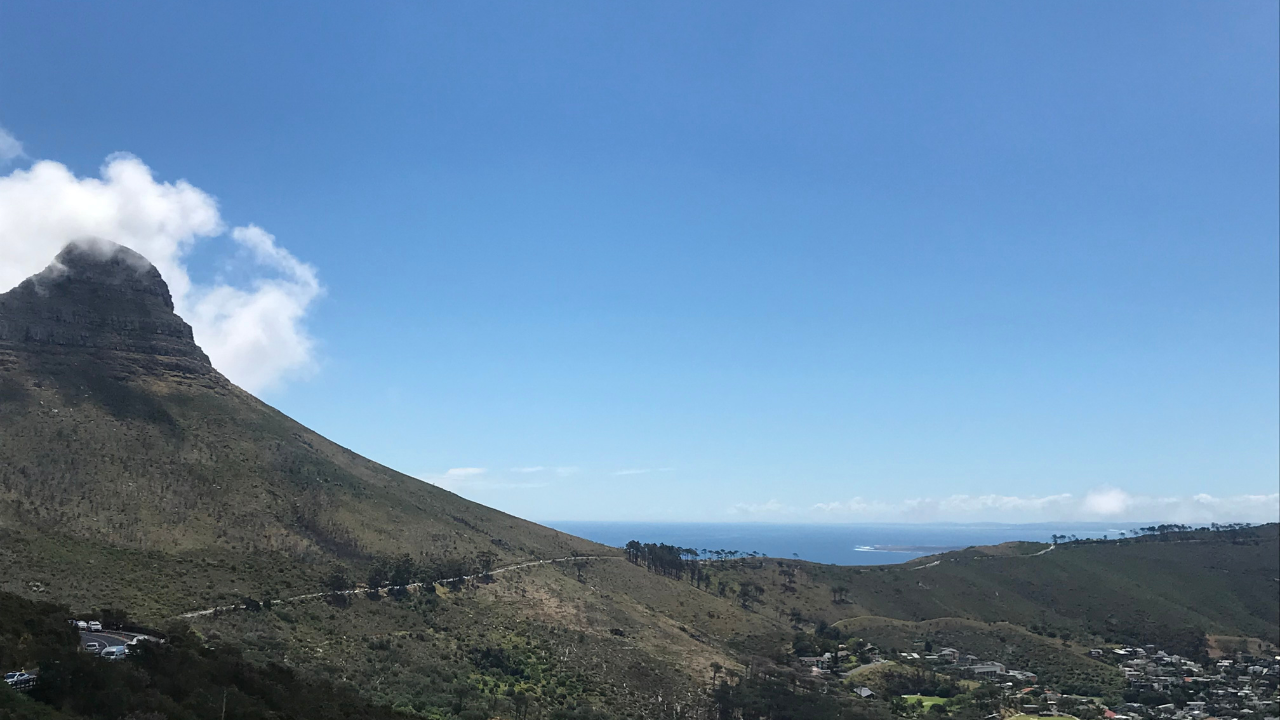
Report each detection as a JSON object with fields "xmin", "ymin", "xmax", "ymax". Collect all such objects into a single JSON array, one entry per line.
[
  {"xmin": 737, "ymin": 582, "xmax": 764, "ymax": 610},
  {"xmin": 625, "ymin": 540, "xmax": 643, "ymax": 564},
  {"xmin": 831, "ymin": 585, "xmax": 849, "ymax": 604},
  {"xmin": 389, "ymin": 554, "xmax": 417, "ymax": 586},
  {"xmin": 326, "ymin": 570, "xmax": 351, "ymax": 592},
  {"xmin": 367, "ymin": 559, "xmax": 389, "ymax": 588}
]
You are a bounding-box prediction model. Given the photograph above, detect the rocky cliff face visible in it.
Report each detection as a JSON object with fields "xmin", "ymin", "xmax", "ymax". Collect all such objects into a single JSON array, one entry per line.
[{"xmin": 0, "ymin": 240, "xmax": 214, "ymax": 377}]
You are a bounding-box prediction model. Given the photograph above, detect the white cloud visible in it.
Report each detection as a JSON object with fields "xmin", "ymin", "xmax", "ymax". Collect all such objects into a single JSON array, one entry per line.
[
  {"xmin": 1081, "ymin": 487, "xmax": 1131, "ymax": 516},
  {"xmin": 732, "ymin": 488, "xmax": 1279, "ymax": 524},
  {"xmin": 419, "ymin": 467, "xmax": 488, "ymax": 492},
  {"xmin": 0, "ymin": 127, "xmax": 24, "ymax": 164},
  {"xmin": 184, "ymin": 226, "xmax": 321, "ymax": 392},
  {"xmin": 510, "ymin": 466, "xmax": 578, "ymax": 477},
  {"xmin": 0, "ymin": 149, "xmax": 322, "ymax": 393},
  {"xmin": 420, "ymin": 467, "xmax": 551, "ymax": 493},
  {"xmin": 727, "ymin": 499, "xmax": 796, "ymax": 516}
]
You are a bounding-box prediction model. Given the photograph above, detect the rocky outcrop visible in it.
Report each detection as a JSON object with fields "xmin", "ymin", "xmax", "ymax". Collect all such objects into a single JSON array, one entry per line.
[{"xmin": 0, "ymin": 241, "xmax": 214, "ymax": 376}]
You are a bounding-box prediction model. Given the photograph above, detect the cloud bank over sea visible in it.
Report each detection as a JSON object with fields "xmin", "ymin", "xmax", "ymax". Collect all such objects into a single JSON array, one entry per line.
[{"xmin": 728, "ymin": 488, "xmax": 1280, "ymax": 524}]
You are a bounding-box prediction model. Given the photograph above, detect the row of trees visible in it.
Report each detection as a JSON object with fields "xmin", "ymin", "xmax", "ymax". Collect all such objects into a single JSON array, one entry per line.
[
  {"xmin": 319, "ymin": 551, "xmax": 501, "ymax": 595},
  {"xmin": 624, "ymin": 541, "xmax": 767, "ymax": 609},
  {"xmin": 623, "ymin": 541, "xmax": 696, "ymax": 579},
  {"xmin": 1054, "ymin": 522, "xmax": 1259, "ymax": 545}
]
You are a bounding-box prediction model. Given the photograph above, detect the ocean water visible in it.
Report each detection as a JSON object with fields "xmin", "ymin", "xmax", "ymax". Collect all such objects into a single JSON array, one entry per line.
[{"xmin": 543, "ymin": 521, "xmax": 1131, "ymax": 566}]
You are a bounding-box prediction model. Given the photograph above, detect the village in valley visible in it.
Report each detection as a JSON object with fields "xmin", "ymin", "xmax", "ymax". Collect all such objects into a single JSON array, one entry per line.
[{"xmin": 784, "ymin": 637, "xmax": 1280, "ymax": 720}]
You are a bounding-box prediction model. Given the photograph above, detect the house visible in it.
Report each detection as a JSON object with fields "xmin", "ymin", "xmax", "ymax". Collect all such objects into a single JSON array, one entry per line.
[
  {"xmin": 972, "ymin": 662, "xmax": 1006, "ymax": 675},
  {"xmin": 938, "ymin": 648, "xmax": 960, "ymax": 662},
  {"xmin": 853, "ymin": 687, "xmax": 876, "ymax": 699}
]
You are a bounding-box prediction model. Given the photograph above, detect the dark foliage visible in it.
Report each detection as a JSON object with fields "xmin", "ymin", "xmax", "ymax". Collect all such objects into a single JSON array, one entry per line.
[
  {"xmin": 1, "ymin": 591, "xmax": 403, "ymax": 720},
  {"xmin": 712, "ymin": 675, "xmax": 893, "ymax": 720},
  {"xmin": 878, "ymin": 668, "xmax": 963, "ymax": 698}
]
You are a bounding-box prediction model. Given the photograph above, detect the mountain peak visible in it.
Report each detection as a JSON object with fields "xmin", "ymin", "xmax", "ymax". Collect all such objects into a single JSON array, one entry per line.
[
  {"xmin": 0, "ymin": 240, "xmax": 213, "ymax": 371},
  {"xmin": 46, "ymin": 240, "xmax": 175, "ymax": 308}
]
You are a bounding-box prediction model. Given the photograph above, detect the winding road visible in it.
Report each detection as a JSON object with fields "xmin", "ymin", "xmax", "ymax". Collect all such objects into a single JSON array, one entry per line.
[{"xmin": 177, "ymin": 554, "xmax": 625, "ymax": 619}]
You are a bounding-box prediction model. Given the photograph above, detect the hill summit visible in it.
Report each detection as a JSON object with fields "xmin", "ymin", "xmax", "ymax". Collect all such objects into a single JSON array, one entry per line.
[
  {"xmin": 1, "ymin": 240, "xmax": 201, "ymax": 355},
  {"xmin": 0, "ymin": 240, "xmax": 214, "ymax": 381},
  {"xmin": 0, "ymin": 241, "xmax": 596, "ymax": 561}
]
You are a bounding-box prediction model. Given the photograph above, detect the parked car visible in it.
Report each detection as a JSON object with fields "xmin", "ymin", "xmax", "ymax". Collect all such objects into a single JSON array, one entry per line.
[
  {"xmin": 83, "ymin": 641, "xmax": 103, "ymax": 654},
  {"xmin": 99, "ymin": 646, "xmax": 128, "ymax": 661},
  {"xmin": 4, "ymin": 671, "xmax": 33, "ymax": 685},
  {"xmin": 76, "ymin": 620, "xmax": 88, "ymax": 630},
  {"xmin": 87, "ymin": 621, "xmax": 102, "ymax": 632}
]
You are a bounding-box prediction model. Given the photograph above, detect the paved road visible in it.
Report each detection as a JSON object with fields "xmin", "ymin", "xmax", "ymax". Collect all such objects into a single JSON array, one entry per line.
[
  {"xmin": 178, "ymin": 554, "xmax": 626, "ymax": 619},
  {"xmin": 79, "ymin": 629, "xmax": 146, "ymax": 652}
]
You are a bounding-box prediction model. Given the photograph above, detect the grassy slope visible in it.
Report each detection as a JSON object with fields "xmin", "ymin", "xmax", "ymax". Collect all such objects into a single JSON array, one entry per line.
[
  {"xmin": 188, "ymin": 558, "xmax": 786, "ymax": 718},
  {"xmin": 0, "ymin": 348, "xmax": 602, "ymax": 565},
  {"xmin": 704, "ymin": 526, "xmax": 1279, "ymax": 647},
  {"xmin": 2, "ymin": 347, "xmax": 767, "ymax": 716},
  {"xmin": 833, "ymin": 616, "xmax": 1122, "ymax": 694}
]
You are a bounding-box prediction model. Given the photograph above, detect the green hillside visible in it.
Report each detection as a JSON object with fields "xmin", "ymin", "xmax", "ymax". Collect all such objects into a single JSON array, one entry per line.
[
  {"xmin": 833, "ymin": 616, "xmax": 1122, "ymax": 695},
  {"xmin": 702, "ymin": 525, "xmax": 1279, "ymax": 654},
  {"xmin": 0, "ymin": 590, "xmax": 407, "ymax": 720}
]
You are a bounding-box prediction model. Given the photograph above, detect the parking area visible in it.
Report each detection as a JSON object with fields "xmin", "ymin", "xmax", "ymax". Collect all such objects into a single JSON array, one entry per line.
[
  {"xmin": 4, "ymin": 627, "xmax": 159, "ymax": 692},
  {"xmin": 78, "ymin": 629, "xmax": 156, "ymax": 658}
]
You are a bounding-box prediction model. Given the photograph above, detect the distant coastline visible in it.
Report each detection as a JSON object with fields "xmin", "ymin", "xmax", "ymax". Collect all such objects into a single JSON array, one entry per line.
[
  {"xmin": 542, "ymin": 521, "xmax": 1122, "ymax": 566},
  {"xmin": 869, "ymin": 545, "xmax": 964, "ymax": 553}
]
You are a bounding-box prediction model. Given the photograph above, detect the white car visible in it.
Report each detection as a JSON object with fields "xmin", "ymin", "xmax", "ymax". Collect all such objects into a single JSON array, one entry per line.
[
  {"xmin": 83, "ymin": 641, "xmax": 103, "ymax": 653},
  {"xmin": 76, "ymin": 620, "xmax": 88, "ymax": 630},
  {"xmin": 99, "ymin": 646, "xmax": 128, "ymax": 661},
  {"xmin": 4, "ymin": 671, "xmax": 33, "ymax": 685},
  {"xmin": 87, "ymin": 621, "xmax": 102, "ymax": 632}
]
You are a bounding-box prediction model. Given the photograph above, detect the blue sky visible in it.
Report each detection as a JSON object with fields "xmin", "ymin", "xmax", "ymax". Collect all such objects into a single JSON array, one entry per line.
[{"xmin": 1, "ymin": 2, "xmax": 1276, "ymax": 523}]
